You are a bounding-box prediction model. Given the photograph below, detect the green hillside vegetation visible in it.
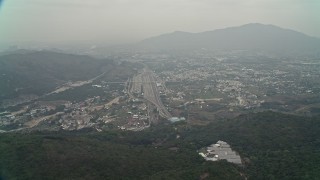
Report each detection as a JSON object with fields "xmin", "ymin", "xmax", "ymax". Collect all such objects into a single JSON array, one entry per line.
[
  {"xmin": 0, "ymin": 111, "xmax": 319, "ymax": 179},
  {"xmin": 0, "ymin": 131, "xmax": 243, "ymax": 180},
  {"xmin": 180, "ymin": 111, "xmax": 320, "ymax": 179},
  {"xmin": 0, "ymin": 51, "xmax": 114, "ymax": 103}
]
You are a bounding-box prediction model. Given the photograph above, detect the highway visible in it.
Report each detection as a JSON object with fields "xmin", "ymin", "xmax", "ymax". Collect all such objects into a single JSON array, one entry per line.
[{"xmin": 131, "ymin": 68, "xmax": 172, "ymax": 119}]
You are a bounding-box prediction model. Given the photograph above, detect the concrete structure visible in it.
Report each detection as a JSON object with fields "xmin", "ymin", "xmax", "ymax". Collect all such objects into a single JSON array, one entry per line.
[
  {"xmin": 168, "ymin": 117, "xmax": 186, "ymax": 123},
  {"xmin": 199, "ymin": 140, "xmax": 242, "ymax": 165}
]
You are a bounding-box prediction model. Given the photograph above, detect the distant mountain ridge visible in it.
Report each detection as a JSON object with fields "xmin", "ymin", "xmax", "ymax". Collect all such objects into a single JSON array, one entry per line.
[
  {"xmin": 137, "ymin": 23, "xmax": 320, "ymax": 55},
  {"xmin": 0, "ymin": 51, "xmax": 114, "ymax": 105}
]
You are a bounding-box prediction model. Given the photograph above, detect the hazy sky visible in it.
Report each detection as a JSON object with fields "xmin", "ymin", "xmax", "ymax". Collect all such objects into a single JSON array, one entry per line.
[{"xmin": 0, "ymin": 0, "xmax": 319, "ymax": 45}]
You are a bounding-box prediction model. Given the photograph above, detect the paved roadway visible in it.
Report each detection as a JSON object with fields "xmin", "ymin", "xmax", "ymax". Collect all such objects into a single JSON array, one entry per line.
[{"xmin": 140, "ymin": 69, "xmax": 172, "ymax": 119}]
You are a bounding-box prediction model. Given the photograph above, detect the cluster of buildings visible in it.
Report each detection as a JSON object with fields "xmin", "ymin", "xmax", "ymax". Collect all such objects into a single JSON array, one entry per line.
[
  {"xmin": 0, "ymin": 112, "xmax": 16, "ymax": 127},
  {"xmin": 168, "ymin": 117, "xmax": 186, "ymax": 123},
  {"xmin": 0, "ymin": 81, "xmax": 127, "ymax": 131},
  {"xmin": 199, "ymin": 140, "xmax": 242, "ymax": 165},
  {"xmin": 120, "ymin": 113, "xmax": 149, "ymax": 131},
  {"xmin": 151, "ymin": 53, "xmax": 319, "ymax": 114},
  {"xmin": 2, "ymin": 51, "xmax": 320, "ymax": 131}
]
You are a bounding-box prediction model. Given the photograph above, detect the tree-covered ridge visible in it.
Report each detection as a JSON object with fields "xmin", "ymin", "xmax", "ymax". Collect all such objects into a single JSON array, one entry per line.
[
  {"xmin": 0, "ymin": 111, "xmax": 320, "ymax": 179},
  {"xmin": 180, "ymin": 111, "xmax": 320, "ymax": 179},
  {"xmin": 0, "ymin": 132, "xmax": 243, "ymax": 180},
  {"xmin": 0, "ymin": 51, "xmax": 114, "ymax": 103}
]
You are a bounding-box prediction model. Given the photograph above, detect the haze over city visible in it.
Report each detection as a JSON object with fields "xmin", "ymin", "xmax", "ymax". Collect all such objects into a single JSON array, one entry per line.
[
  {"xmin": 1, "ymin": 0, "xmax": 320, "ymax": 179},
  {"xmin": 0, "ymin": 0, "xmax": 320, "ymax": 46}
]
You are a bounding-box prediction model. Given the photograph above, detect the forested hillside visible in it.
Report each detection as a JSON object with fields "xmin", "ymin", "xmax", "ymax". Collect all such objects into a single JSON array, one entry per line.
[
  {"xmin": 1, "ymin": 112, "xmax": 319, "ymax": 179},
  {"xmin": 0, "ymin": 51, "xmax": 114, "ymax": 105}
]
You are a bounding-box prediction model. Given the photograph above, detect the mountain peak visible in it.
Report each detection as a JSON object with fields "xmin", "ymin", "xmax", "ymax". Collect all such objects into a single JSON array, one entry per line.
[
  {"xmin": 241, "ymin": 23, "xmax": 271, "ymax": 27},
  {"xmin": 172, "ymin": 30, "xmax": 187, "ymax": 34},
  {"xmin": 239, "ymin": 23, "xmax": 285, "ymax": 30},
  {"xmin": 138, "ymin": 23, "xmax": 320, "ymax": 55}
]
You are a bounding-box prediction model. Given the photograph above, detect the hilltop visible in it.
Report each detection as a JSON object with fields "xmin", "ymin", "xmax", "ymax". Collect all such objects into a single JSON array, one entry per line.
[
  {"xmin": 137, "ymin": 23, "xmax": 320, "ymax": 56},
  {"xmin": 0, "ymin": 51, "xmax": 114, "ymax": 106}
]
